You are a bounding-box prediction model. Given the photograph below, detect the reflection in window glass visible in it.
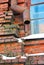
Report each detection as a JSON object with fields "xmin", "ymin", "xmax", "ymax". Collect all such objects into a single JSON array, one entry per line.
[
  {"xmin": 31, "ymin": 19, "xmax": 44, "ymax": 34},
  {"xmin": 31, "ymin": 20, "xmax": 39, "ymax": 34},
  {"xmin": 31, "ymin": 0, "xmax": 44, "ymax": 4},
  {"xmin": 30, "ymin": 4, "xmax": 44, "ymax": 19}
]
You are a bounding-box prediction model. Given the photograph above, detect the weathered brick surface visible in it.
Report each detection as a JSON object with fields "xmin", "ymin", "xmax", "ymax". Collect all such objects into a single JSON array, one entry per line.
[
  {"xmin": 1, "ymin": 0, "xmax": 44, "ymax": 65},
  {"xmin": 19, "ymin": 30, "xmax": 25, "ymax": 37},
  {"xmin": 24, "ymin": 39, "xmax": 44, "ymax": 54},
  {"xmin": 18, "ymin": 3, "xmax": 25, "ymax": 7},
  {"xmin": 0, "ymin": 63, "xmax": 24, "ymax": 65},
  {"xmin": 28, "ymin": 56, "xmax": 44, "ymax": 64},
  {"xmin": 18, "ymin": 0, "xmax": 25, "ymax": 3},
  {"xmin": 24, "ymin": 44, "xmax": 44, "ymax": 54},
  {"xmin": 24, "ymin": 39, "xmax": 44, "ymax": 45},
  {"xmin": 0, "ymin": 42, "xmax": 22, "ymax": 56},
  {"xmin": 0, "ymin": 0, "xmax": 8, "ymax": 3},
  {"xmin": 24, "ymin": 39, "xmax": 44, "ymax": 64},
  {"xmin": 0, "ymin": 11, "xmax": 13, "ymax": 24},
  {"xmin": 0, "ymin": 3, "xmax": 8, "ymax": 11}
]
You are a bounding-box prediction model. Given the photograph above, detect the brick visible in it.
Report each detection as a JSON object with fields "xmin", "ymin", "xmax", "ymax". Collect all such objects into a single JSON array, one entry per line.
[
  {"xmin": 0, "ymin": 14, "xmax": 5, "ymax": 18},
  {"xmin": 0, "ymin": 42, "xmax": 22, "ymax": 54},
  {"xmin": 18, "ymin": 0, "xmax": 25, "ymax": 3},
  {"xmin": 18, "ymin": 3, "xmax": 25, "ymax": 6},
  {"xmin": 0, "ymin": 11, "xmax": 4, "ymax": 15},
  {"xmin": 29, "ymin": 56, "xmax": 44, "ymax": 64},
  {"xmin": 5, "ymin": 11, "xmax": 13, "ymax": 16},
  {"xmin": 24, "ymin": 45, "xmax": 44, "ymax": 54},
  {"xmin": 0, "ymin": 3, "xmax": 8, "ymax": 11},
  {"xmin": 0, "ymin": 18, "xmax": 4, "ymax": 20},
  {"xmin": 24, "ymin": 39, "xmax": 44, "ymax": 45},
  {"xmin": 0, "ymin": 0, "xmax": 9, "ymax": 3},
  {"xmin": 0, "ymin": 19, "xmax": 11, "ymax": 23},
  {"xmin": 5, "ymin": 15, "xmax": 12, "ymax": 20},
  {"xmin": 19, "ymin": 58, "xmax": 26, "ymax": 62},
  {"xmin": 13, "ymin": 64, "xmax": 24, "ymax": 65}
]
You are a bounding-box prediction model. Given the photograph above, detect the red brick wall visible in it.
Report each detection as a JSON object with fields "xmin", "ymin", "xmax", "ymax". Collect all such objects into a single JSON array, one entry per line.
[
  {"xmin": 0, "ymin": 42, "xmax": 22, "ymax": 55},
  {"xmin": 0, "ymin": 39, "xmax": 44, "ymax": 58},
  {"xmin": 0, "ymin": 0, "xmax": 8, "ymax": 3},
  {"xmin": 28, "ymin": 56, "xmax": 44, "ymax": 64},
  {"xmin": 24, "ymin": 45, "xmax": 44, "ymax": 54},
  {"xmin": 24, "ymin": 39, "xmax": 44, "ymax": 64},
  {"xmin": 13, "ymin": 64, "xmax": 24, "ymax": 65},
  {"xmin": 18, "ymin": 0, "xmax": 25, "ymax": 3},
  {"xmin": 0, "ymin": 63, "xmax": 24, "ymax": 65},
  {"xmin": 24, "ymin": 39, "xmax": 44, "ymax": 45},
  {"xmin": 24, "ymin": 39, "xmax": 44, "ymax": 54}
]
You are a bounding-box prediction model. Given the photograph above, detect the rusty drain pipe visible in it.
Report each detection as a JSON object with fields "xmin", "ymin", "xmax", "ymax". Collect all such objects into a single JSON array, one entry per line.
[
  {"xmin": 11, "ymin": 0, "xmax": 30, "ymax": 35},
  {"xmin": 11, "ymin": 0, "xmax": 30, "ymax": 23}
]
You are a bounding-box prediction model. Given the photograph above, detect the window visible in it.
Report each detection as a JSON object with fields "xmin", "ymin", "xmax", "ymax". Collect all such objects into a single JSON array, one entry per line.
[
  {"xmin": 30, "ymin": 1, "xmax": 44, "ymax": 34},
  {"xmin": 31, "ymin": 20, "xmax": 39, "ymax": 34},
  {"xmin": 30, "ymin": 4, "xmax": 44, "ymax": 19},
  {"xmin": 31, "ymin": 0, "xmax": 44, "ymax": 4},
  {"xmin": 31, "ymin": 19, "xmax": 44, "ymax": 34}
]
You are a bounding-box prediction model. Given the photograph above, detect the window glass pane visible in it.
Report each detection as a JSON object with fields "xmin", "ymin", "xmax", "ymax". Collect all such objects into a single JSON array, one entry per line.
[
  {"xmin": 31, "ymin": 0, "xmax": 44, "ymax": 4},
  {"xmin": 31, "ymin": 20, "xmax": 39, "ymax": 34},
  {"xmin": 31, "ymin": 19, "xmax": 44, "ymax": 34},
  {"xmin": 30, "ymin": 4, "xmax": 44, "ymax": 19}
]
